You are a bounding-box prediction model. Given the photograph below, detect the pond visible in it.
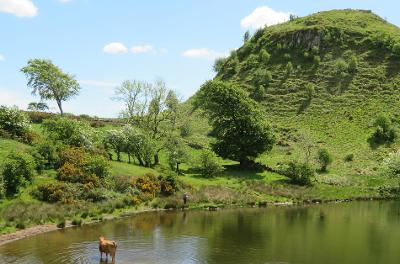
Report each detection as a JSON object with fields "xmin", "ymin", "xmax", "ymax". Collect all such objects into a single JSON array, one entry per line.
[{"xmin": 1, "ymin": 201, "xmax": 400, "ymax": 264}]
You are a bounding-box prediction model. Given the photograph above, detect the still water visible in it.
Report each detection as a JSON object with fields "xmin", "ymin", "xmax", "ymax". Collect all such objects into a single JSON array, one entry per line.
[{"xmin": 1, "ymin": 201, "xmax": 400, "ymax": 264}]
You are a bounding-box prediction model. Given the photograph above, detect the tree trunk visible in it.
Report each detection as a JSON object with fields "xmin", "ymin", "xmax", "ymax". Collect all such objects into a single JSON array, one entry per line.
[
  {"xmin": 128, "ymin": 154, "xmax": 131, "ymax": 164},
  {"xmin": 239, "ymin": 158, "xmax": 250, "ymax": 169},
  {"xmin": 56, "ymin": 100, "xmax": 63, "ymax": 115},
  {"xmin": 117, "ymin": 152, "xmax": 121, "ymax": 162},
  {"xmin": 154, "ymin": 153, "xmax": 160, "ymax": 165},
  {"xmin": 136, "ymin": 155, "xmax": 144, "ymax": 166},
  {"xmin": 176, "ymin": 163, "xmax": 180, "ymax": 174}
]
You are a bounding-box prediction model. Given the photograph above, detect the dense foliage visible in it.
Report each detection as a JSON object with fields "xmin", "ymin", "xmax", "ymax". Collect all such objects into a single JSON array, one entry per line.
[
  {"xmin": 197, "ymin": 149, "xmax": 224, "ymax": 178},
  {"xmin": 317, "ymin": 149, "xmax": 333, "ymax": 172},
  {"xmin": 195, "ymin": 80, "xmax": 275, "ymax": 167},
  {"xmin": 43, "ymin": 117, "xmax": 95, "ymax": 149},
  {"xmin": 0, "ymin": 106, "xmax": 31, "ymax": 138},
  {"xmin": 283, "ymin": 161, "xmax": 314, "ymax": 186},
  {"xmin": 1, "ymin": 152, "xmax": 36, "ymax": 196}
]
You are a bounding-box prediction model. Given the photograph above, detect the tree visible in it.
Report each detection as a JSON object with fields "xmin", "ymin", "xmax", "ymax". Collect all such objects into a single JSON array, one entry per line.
[
  {"xmin": 195, "ymin": 80, "xmax": 275, "ymax": 168},
  {"xmin": 317, "ymin": 149, "xmax": 332, "ymax": 172},
  {"xmin": 27, "ymin": 102, "xmax": 49, "ymax": 112},
  {"xmin": 165, "ymin": 136, "xmax": 187, "ymax": 173},
  {"xmin": 103, "ymin": 129, "xmax": 126, "ymax": 162},
  {"xmin": 123, "ymin": 125, "xmax": 155, "ymax": 167},
  {"xmin": 21, "ymin": 59, "xmax": 80, "ymax": 115},
  {"xmin": 113, "ymin": 79, "xmax": 181, "ymax": 165},
  {"xmin": 369, "ymin": 114, "xmax": 397, "ymax": 145},
  {"xmin": 243, "ymin": 30, "xmax": 251, "ymax": 42},
  {"xmin": 213, "ymin": 57, "xmax": 228, "ymax": 73},
  {"xmin": 1, "ymin": 152, "xmax": 36, "ymax": 196}
]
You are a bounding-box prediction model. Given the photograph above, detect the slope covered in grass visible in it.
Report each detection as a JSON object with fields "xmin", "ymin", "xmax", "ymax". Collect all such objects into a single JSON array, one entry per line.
[{"xmin": 211, "ymin": 9, "xmax": 400, "ymax": 188}]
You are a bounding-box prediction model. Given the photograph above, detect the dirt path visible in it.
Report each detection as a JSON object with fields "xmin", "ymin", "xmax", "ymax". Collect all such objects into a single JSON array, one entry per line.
[{"xmin": 0, "ymin": 224, "xmax": 59, "ymax": 246}]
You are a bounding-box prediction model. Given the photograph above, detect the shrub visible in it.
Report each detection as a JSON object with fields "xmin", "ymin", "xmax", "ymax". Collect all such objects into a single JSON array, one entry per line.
[
  {"xmin": 33, "ymin": 182, "xmax": 76, "ymax": 203},
  {"xmin": 317, "ymin": 149, "xmax": 332, "ymax": 172},
  {"xmin": 112, "ymin": 175, "xmax": 134, "ymax": 193},
  {"xmin": 31, "ymin": 140, "xmax": 60, "ymax": 170},
  {"xmin": 213, "ymin": 57, "xmax": 228, "ymax": 72},
  {"xmin": 380, "ymin": 151, "xmax": 400, "ymax": 179},
  {"xmin": 159, "ymin": 174, "xmax": 179, "ymax": 196},
  {"xmin": 27, "ymin": 111, "xmax": 53, "ymax": 123},
  {"xmin": 284, "ymin": 161, "xmax": 314, "ymax": 186},
  {"xmin": 286, "ymin": 62, "xmax": 294, "ymax": 75},
  {"xmin": 133, "ymin": 173, "xmax": 161, "ymax": 198},
  {"xmin": 393, "ymin": 43, "xmax": 400, "ymax": 56},
  {"xmin": 313, "ymin": 55, "xmax": 321, "ymax": 65},
  {"xmin": 305, "ymin": 83, "xmax": 315, "ymax": 99},
  {"xmin": 57, "ymin": 219, "xmax": 66, "ymax": 228},
  {"xmin": 344, "ymin": 154, "xmax": 354, "ymax": 162},
  {"xmin": 335, "ymin": 59, "xmax": 348, "ymax": 75},
  {"xmin": 260, "ymin": 49, "xmax": 271, "ymax": 63},
  {"xmin": 253, "ymin": 69, "xmax": 272, "ymax": 86},
  {"xmin": 1, "ymin": 152, "xmax": 36, "ymax": 196},
  {"xmin": 370, "ymin": 114, "xmax": 397, "ymax": 145},
  {"xmin": 57, "ymin": 147, "xmax": 108, "ymax": 185},
  {"xmin": 43, "ymin": 117, "xmax": 95, "ymax": 149},
  {"xmin": 71, "ymin": 217, "xmax": 82, "ymax": 226},
  {"xmin": 0, "ymin": 106, "xmax": 31, "ymax": 138},
  {"xmin": 16, "ymin": 222, "xmax": 26, "ymax": 229},
  {"xmin": 84, "ymin": 155, "xmax": 109, "ymax": 180},
  {"xmin": 197, "ymin": 150, "xmax": 224, "ymax": 178},
  {"xmin": 348, "ymin": 55, "xmax": 358, "ymax": 73}
]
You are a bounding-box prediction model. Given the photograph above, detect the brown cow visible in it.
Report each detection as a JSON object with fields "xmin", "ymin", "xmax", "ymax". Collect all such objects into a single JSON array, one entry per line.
[{"xmin": 99, "ymin": 236, "xmax": 117, "ymax": 263}]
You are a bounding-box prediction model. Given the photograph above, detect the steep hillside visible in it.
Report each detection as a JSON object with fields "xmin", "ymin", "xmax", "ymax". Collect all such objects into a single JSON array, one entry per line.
[{"xmin": 212, "ymin": 9, "xmax": 400, "ymax": 188}]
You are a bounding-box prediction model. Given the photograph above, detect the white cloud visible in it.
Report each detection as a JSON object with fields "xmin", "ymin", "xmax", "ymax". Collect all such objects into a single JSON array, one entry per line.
[
  {"xmin": 58, "ymin": 0, "xmax": 72, "ymax": 3},
  {"xmin": 0, "ymin": 0, "xmax": 38, "ymax": 17},
  {"xmin": 182, "ymin": 48, "xmax": 227, "ymax": 60},
  {"xmin": 241, "ymin": 6, "xmax": 291, "ymax": 30},
  {"xmin": 103, "ymin": 42, "xmax": 128, "ymax": 54},
  {"xmin": 131, "ymin": 45, "xmax": 154, "ymax": 54},
  {"xmin": 0, "ymin": 54, "xmax": 4, "ymax": 61}
]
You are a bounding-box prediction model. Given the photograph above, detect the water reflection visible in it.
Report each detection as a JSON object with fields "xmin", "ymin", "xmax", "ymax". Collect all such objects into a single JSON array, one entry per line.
[{"xmin": 1, "ymin": 202, "xmax": 400, "ymax": 264}]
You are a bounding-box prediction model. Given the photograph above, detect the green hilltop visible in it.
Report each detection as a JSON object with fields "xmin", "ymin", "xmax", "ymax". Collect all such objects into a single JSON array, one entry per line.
[{"xmin": 208, "ymin": 9, "xmax": 400, "ymax": 192}]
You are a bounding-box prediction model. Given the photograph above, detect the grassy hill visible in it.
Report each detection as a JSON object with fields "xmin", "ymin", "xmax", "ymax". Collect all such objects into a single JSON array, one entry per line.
[{"xmin": 209, "ymin": 9, "xmax": 400, "ymax": 195}]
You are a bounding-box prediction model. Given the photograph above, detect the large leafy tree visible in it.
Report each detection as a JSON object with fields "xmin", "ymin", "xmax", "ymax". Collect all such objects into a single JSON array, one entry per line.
[
  {"xmin": 21, "ymin": 59, "xmax": 80, "ymax": 115},
  {"xmin": 195, "ymin": 80, "xmax": 275, "ymax": 168}
]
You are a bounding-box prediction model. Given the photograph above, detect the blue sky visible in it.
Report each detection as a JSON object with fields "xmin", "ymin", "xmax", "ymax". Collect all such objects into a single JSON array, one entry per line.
[{"xmin": 0, "ymin": 0, "xmax": 399, "ymax": 117}]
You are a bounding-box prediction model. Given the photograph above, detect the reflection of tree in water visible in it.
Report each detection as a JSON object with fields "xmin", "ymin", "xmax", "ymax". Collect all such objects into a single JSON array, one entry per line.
[{"xmin": 206, "ymin": 210, "xmax": 271, "ymax": 263}]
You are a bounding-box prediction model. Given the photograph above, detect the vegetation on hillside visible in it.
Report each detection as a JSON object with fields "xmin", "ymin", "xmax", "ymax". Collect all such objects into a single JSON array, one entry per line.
[{"xmin": 2, "ymin": 9, "xmax": 400, "ymax": 235}]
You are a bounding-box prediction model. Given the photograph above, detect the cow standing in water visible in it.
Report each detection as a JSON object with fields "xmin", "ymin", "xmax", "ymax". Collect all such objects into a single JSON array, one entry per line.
[{"xmin": 99, "ymin": 236, "xmax": 117, "ymax": 263}]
